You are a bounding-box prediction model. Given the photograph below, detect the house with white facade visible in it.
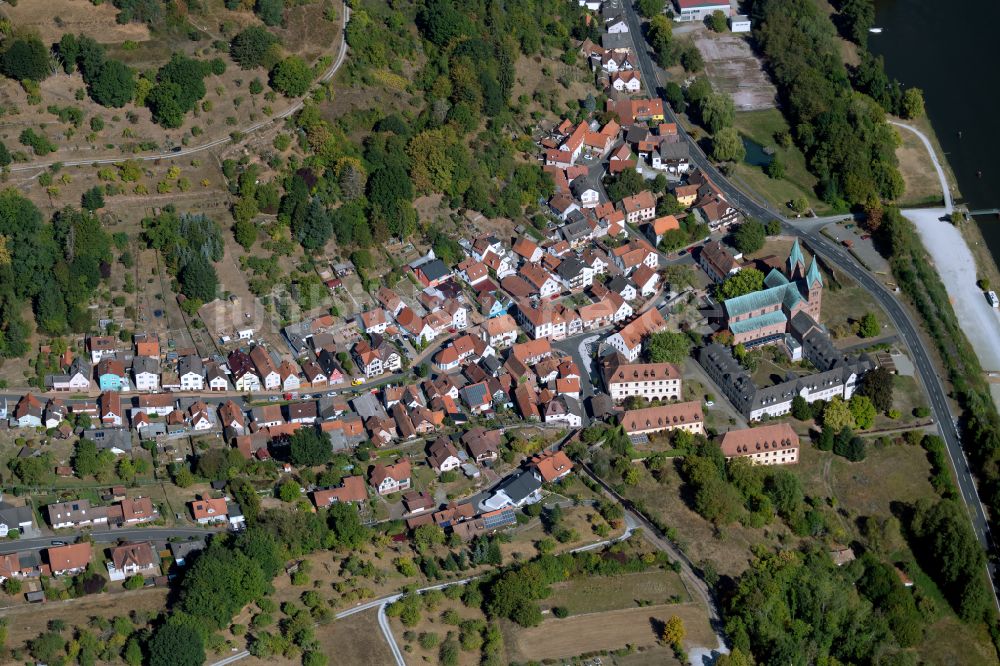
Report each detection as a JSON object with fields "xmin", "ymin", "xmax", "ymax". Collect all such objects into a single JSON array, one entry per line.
[
  {"xmin": 607, "ymin": 308, "xmax": 667, "ymax": 362},
  {"xmin": 132, "ymin": 357, "xmax": 160, "ymax": 392},
  {"xmin": 603, "ymin": 355, "xmax": 683, "ymax": 403},
  {"xmin": 177, "ymin": 356, "xmax": 205, "ymax": 391},
  {"xmin": 371, "ymin": 460, "xmax": 412, "ymax": 495}
]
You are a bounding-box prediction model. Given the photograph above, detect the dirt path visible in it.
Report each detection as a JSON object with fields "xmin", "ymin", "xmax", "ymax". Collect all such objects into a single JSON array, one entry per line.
[{"xmin": 7, "ymin": 3, "xmax": 351, "ymax": 174}]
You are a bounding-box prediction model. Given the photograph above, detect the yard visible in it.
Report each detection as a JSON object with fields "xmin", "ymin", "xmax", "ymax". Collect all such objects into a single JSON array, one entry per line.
[{"xmin": 617, "ymin": 467, "xmax": 780, "ymax": 578}]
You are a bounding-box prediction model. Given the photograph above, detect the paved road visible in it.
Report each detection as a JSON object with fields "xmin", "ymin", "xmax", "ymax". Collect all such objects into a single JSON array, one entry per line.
[
  {"xmin": 377, "ymin": 602, "xmax": 406, "ymax": 666},
  {"xmin": 8, "ymin": 7, "xmax": 351, "ymax": 174},
  {"xmin": 334, "ymin": 577, "xmax": 475, "ymax": 666},
  {"xmin": 620, "ymin": 0, "xmax": 997, "ymax": 608},
  {"xmin": 0, "ymin": 527, "xmax": 217, "ymax": 555}
]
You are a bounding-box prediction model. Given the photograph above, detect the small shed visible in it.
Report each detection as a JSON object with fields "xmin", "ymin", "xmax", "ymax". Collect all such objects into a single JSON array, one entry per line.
[{"xmin": 730, "ymin": 15, "xmax": 751, "ymax": 32}]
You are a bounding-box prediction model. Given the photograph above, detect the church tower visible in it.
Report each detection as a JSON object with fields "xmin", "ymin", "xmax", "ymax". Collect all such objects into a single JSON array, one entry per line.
[
  {"xmin": 805, "ymin": 257, "xmax": 823, "ymax": 318},
  {"xmin": 787, "ymin": 238, "xmax": 806, "ymax": 280}
]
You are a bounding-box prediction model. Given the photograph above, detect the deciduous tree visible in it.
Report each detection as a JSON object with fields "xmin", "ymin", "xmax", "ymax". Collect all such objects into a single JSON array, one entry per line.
[
  {"xmin": 289, "ymin": 427, "xmax": 331, "ymax": 466},
  {"xmin": 733, "ymin": 220, "xmax": 766, "ymax": 254},
  {"xmin": 859, "ymin": 366, "xmax": 893, "ymax": 413},
  {"xmin": 662, "ymin": 614, "xmax": 686, "ymax": 645},
  {"xmin": 711, "ymin": 126, "xmax": 745, "ymax": 163},
  {"xmin": 718, "ymin": 268, "xmax": 764, "ymax": 299},
  {"xmin": 647, "ymin": 331, "xmax": 694, "ymax": 363},
  {"xmin": 271, "ymin": 56, "xmax": 312, "ymax": 97}
]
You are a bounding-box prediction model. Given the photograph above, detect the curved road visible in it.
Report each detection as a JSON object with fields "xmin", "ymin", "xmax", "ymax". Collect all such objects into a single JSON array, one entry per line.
[
  {"xmin": 8, "ymin": 6, "xmax": 350, "ymax": 174},
  {"xmin": 889, "ymin": 121, "xmax": 953, "ymax": 211},
  {"xmin": 619, "ymin": 0, "xmax": 997, "ymax": 607}
]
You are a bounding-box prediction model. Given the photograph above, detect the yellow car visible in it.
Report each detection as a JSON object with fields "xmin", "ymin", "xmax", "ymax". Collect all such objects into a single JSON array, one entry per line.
[{"xmin": 351, "ymin": 378, "xmax": 364, "ymax": 386}]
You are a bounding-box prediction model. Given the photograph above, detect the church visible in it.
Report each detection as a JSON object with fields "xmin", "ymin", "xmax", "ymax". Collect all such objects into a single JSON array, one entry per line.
[{"xmin": 723, "ymin": 239, "xmax": 824, "ymax": 348}]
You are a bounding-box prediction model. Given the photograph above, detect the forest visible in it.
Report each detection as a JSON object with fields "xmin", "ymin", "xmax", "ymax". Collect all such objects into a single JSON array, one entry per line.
[
  {"xmin": 0, "ymin": 191, "xmax": 111, "ymax": 358},
  {"xmin": 750, "ymin": 0, "xmax": 904, "ymax": 208}
]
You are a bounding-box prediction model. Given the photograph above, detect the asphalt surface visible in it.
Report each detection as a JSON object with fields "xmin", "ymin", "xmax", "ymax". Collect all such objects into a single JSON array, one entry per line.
[
  {"xmin": 618, "ymin": 0, "xmax": 997, "ymax": 605},
  {"xmin": 0, "ymin": 527, "xmax": 217, "ymax": 555}
]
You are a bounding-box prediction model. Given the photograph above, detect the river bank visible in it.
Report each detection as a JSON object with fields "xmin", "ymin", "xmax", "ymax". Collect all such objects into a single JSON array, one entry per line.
[
  {"xmin": 898, "ymin": 116, "xmax": 1000, "ymax": 326},
  {"xmin": 892, "ymin": 117, "xmax": 1000, "ymax": 418}
]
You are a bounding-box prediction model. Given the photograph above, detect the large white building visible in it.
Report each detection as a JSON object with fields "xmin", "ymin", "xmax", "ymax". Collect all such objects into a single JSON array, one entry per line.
[
  {"xmin": 603, "ymin": 356, "xmax": 683, "ymax": 403},
  {"xmin": 699, "ymin": 343, "xmax": 870, "ymax": 422},
  {"xmin": 718, "ymin": 423, "xmax": 799, "ymax": 466},
  {"xmin": 675, "ymin": 0, "xmax": 731, "ymax": 22}
]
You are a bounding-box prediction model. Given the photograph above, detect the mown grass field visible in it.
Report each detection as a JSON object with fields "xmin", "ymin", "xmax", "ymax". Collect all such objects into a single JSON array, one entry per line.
[
  {"xmin": 542, "ymin": 570, "xmax": 690, "ymax": 615},
  {"xmin": 731, "ymin": 109, "xmax": 831, "ymax": 215},
  {"xmin": 503, "ymin": 602, "xmax": 715, "ymax": 663}
]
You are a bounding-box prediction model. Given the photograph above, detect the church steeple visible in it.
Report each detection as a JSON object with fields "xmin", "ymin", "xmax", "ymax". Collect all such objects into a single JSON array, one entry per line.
[
  {"xmin": 788, "ymin": 238, "xmax": 806, "ymax": 279},
  {"xmin": 806, "ymin": 257, "xmax": 823, "ymax": 289}
]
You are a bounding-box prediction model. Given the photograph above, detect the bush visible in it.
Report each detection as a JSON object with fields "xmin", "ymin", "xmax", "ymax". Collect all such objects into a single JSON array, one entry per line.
[
  {"xmin": 19, "ymin": 129, "xmax": 57, "ymax": 156},
  {"xmin": 552, "ymin": 606, "xmax": 569, "ymax": 618},
  {"xmin": 256, "ymin": 0, "xmax": 284, "ymax": 26},
  {"xmin": 123, "ymin": 574, "xmax": 144, "ymax": 590}
]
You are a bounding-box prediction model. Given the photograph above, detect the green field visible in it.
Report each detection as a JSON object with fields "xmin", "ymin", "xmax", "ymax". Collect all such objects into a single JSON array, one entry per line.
[
  {"xmin": 731, "ymin": 109, "xmax": 833, "ymax": 215},
  {"xmin": 542, "ymin": 570, "xmax": 690, "ymax": 615}
]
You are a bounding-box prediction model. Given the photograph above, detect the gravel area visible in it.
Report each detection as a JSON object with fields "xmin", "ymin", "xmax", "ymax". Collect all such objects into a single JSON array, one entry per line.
[{"xmin": 907, "ymin": 208, "xmax": 1000, "ymax": 370}]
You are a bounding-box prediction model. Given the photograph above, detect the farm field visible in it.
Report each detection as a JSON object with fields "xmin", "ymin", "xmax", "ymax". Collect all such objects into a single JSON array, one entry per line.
[{"xmin": 502, "ymin": 602, "xmax": 715, "ymax": 663}]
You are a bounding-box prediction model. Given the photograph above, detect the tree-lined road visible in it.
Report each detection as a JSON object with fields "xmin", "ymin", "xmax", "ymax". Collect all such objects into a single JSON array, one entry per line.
[{"xmin": 618, "ymin": 0, "xmax": 997, "ymax": 608}]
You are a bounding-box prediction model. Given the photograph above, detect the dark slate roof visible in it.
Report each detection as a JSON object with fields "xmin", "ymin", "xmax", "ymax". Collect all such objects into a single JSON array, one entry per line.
[
  {"xmin": 0, "ymin": 502, "xmax": 33, "ymax": 529},
  {"xmin": 556, "ymin": 258, "xmax": 588, "ymax": 281},
  {"xmin": 570, "ymin": 177, "xmax": 597, "ymax": 197},
  {"xmin": 420, "ymin": 259, "xmax": 451, "ymax": 282},
  {"xmin": 607, "ymin": 275, "xmax": 634, "ymax": 294},
  {"xmin": 177, "ymin": 355, "xmax": 204, "ymax": 377},
  {"xmin": 351, "ymin": 393, "xmax": 386, "ymax": 420},
  {"xmin": 496, "ymin": 470, "xmax": 542, "ymax": 504},
  {"xmin": 82, "ymin": 428, "xmax": 133, "ymax": 452},
  {"xmin": 658, "ymin": 141, "xmax": 689, "ymax": 160}
]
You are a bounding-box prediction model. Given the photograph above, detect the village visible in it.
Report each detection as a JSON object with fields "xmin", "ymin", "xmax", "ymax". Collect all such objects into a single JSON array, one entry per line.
[{"xmin": 0, "ymin": 0, "xmax": 913, "ymax": 607}]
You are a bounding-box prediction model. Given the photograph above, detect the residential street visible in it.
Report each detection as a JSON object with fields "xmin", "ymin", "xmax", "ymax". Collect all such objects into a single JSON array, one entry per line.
[{"xmin": 0, "ymin": 527, "xmax": 219, "ymax": 555}]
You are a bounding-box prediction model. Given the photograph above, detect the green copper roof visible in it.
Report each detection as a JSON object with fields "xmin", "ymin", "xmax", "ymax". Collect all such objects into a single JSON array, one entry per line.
[
  {"xmin": 806, "ymin": 257, "xmax": 823, "ymax": 288},
  {"xmin": 729, "ymin": 309, "xmax": 788, "ymax": 335},
  {"xmin": 724, "ymin": 284, "xmax": 790, "ymax": 318},
  {"xmin": 788, "ymin": 238, "xmax": 805, "ymax": 275},
  {"xmin": 763, "ymin": 268, "xmax": 789, "ymax": 289}
]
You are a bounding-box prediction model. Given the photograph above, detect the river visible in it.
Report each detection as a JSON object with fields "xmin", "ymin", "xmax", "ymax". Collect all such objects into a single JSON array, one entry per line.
[{"xmin": 871, "ymin": 0, "xmax": 1000, "ymax": 257}]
